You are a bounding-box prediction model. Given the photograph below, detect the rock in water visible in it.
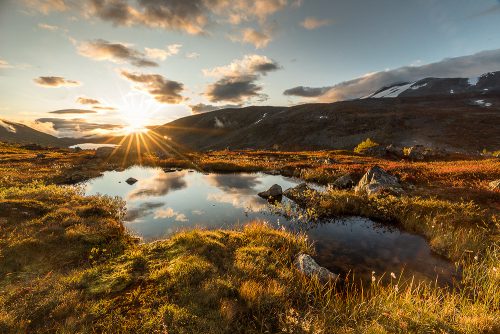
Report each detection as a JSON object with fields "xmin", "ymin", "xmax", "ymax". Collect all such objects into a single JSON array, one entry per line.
[
  {"xmin": 489, "ymin": 179, "xmax": 500, "ymax": 191},
  {"xmin": 126, "ymin": 177, "xmax": 138, "ymax": 185},
  {"xmin": 95, "ymin": 147, "xmax": 114, "ymax": 158},
  {"xmin": 295, "ymin": 254, "xmax": 338, "ymax": 282},
  {"xmin": 354, "ymin": 166, "xmax": 403, "ymax": 196},
  {"xmin": 332, "ymin": 174, "xmax": 356, "ymax": 189},
  {"xmin": 258, "ymin": 184, "xmax": 282, "ymax": 198}
]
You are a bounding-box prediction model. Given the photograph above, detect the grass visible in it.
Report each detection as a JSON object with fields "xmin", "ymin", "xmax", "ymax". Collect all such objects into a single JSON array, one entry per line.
[{"xmin": 0, "ymin": 142, "xmax": 499, "ymax": 333}]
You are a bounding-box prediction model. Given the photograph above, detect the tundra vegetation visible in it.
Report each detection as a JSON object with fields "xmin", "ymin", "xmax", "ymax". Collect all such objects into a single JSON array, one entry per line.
[{"xmin": 0, "ymin": 141, "xmax": 498, "ymax": 333}]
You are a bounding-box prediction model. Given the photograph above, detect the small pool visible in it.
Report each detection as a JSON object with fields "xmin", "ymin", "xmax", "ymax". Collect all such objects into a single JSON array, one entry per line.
[{"xmin": 83, "ymin": 166, "xmax": 457, "ymax": 285}]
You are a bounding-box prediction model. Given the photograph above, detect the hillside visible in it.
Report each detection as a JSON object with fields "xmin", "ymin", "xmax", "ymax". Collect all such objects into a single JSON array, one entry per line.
[
  {"xmin": 154, "ymin": 93, "xmax": 500, "ymax": 152},
  {"xmin": 0, "ymin": 119, "xmax": 77, "ymax": 147}
]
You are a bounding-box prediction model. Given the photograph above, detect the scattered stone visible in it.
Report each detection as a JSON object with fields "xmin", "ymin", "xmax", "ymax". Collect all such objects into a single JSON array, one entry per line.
[
  {"xmin": 283, "ymin": 183, "xmax": 319, "ymax": 205},
  {"xmin": 406, "ymin": 145, "xmax": 448, "ymax": 161},
  {"xmin": 95, "ymin": 147, "xmax": 114, "ymax": 158},
  {"xmin": 164, "ymin": 168, "xmax": 177, "ymax": 173},
  {"xmin": 359, "ymin": 145, "xmax": 386, "ymax": 157},
  {"xmin": 385, "ymin": 144, "xmax": 405, "ymax": 159},
  {"xmin": 258, "ymin": 184, "xmax": 282, "ymax": 199},
  {"xmin": 35, "ymin": 153, "xmax": 46, "ymax": 159},
  {"xmin": 126, "ymin": 177, "xmax": 138, "ymax": 185},
  {"xmin": 489, "ymin": 179, "xmax": 500, "ymax": 191},
  {"xmin": 295, "ymin": 254, "xmax": 338, "ymax": 283},
  {"xmin": 354, "ymin": 166, "xmax": 403, "ymax": 196},
  {"xmin": 331, "ymin": 174, "xmax": 356, "ymax": 189}
]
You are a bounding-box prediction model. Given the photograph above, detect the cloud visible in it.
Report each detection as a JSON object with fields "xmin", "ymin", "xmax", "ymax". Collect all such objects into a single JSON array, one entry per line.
[
  {"xmin": 76, "ymin": 97, "xmax": 100, "ymax": 105},
  {"xmin": 186, "ymin": 52, "xmax": 200, "ymax": 59},
  {"xmin": 144, "ymin": 44, "xmax": 182, "ymax": 61},
  {"xmin": 38, "ymin": 23, "xmax": 59, "ymax": 31},
  {"xmin": 24, "ymin": 0, "xmax": 298, "ymax": 39},
  {"xmin": 120, "ymin": 70, "xmax": 184, "ymax": 104},
  {"xmin": 0, "ymin": 120, "xmax": 17, "ymax": 133},
  {"xmin": 77, "ymin": 39, "xmax": 158, "ymax": 67},
  {"xmin": 233, "ymin": 27, "xmax": 273, "ymax": 49},
  {"xmin": 204, "ymin": 54, "xmax": 281, "ymax": 103},
  {"xmin": 93, "ymin": 105, "xmax": 117, "ymax": 111},
  {"xmin": 0, "ymin": 59, "xmax": 12, "ymax": 69},
  {"xmin": 49, "ymin": 109, "xmax": 97, "ymax": 114},
  {"xmin": 283, "ymin": 86, "xmax": 332, "ymax": 97},
  {"xmin": 189, "ymin": 103, "xmax": 241, "ymax": 114},
  {"xmin": 285, "ymin": 48, "xmax": 500, "ymax": 102},
  {"xmin": 33, "ymin": 76, "xmax": 81, "ymax": 87},
  {"xmin": 35, "ymin": 117, "xmax": 124, "ymax": 137},
  {"xmin": 154, "ymin": 207, "xmax": 188, "ymax": 222},
  {"xmin": 300, "ymin": 17, "xmax": 332, "ymax": 30}
]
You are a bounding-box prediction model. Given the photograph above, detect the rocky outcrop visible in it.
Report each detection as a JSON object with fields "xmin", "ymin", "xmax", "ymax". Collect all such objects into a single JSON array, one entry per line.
[
  {"xmin": 385, "ymin": 144, "xmax": 405, "ymax": 159},
  {"xmin": 354, "ymin": 166, "xmax": 403, "ymax": 196},
  {"xmin": 258, "ymin": 184, "xmax": 282, "ymax": 199},
  {"xmin": 489, "ymin": 179, "xmax": 500, "ymax": 191},
  {"xmin": 406, "ymin": 145, "xmax": 448, "ymax": 161},
  {"xmin": 331, "ymin": 174, "xmax": 356, "ymax": 189},
  {"xmin": 295, "ymin": 254, "xmax": 338, "ymax": 282}
]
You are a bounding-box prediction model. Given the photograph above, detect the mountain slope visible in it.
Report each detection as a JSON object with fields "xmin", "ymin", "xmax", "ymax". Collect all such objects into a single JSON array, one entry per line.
[
  {"xmin": 155, "ymin": 93, "xmax": 500, "ymax": 152},
  {"xmin": 0, "ymin": 120, "xmax": 74, "ymax": 147}
]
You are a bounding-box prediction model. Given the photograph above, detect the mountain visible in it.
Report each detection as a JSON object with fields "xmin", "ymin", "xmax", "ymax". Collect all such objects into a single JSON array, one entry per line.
[
  {"xmin": 0, "ymin": 119, "xmax": 75, "ymax": 147},
  {"xmin": 365, "ymin": 71, "xmax": 500, "ymax": 99},
  {"xmin": 155, "ymin": 93, "xmax": 499, "ymax": 153}
]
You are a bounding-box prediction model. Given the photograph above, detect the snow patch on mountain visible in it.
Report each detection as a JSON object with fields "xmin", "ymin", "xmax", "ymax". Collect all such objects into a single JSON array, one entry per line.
[
  {"xmin": 370, "ymin": 82, "xmax": 415, "ymax": 98},
  {"xmin": 0, "ymin": 120, "xmax": 17, "ymax": 133}
]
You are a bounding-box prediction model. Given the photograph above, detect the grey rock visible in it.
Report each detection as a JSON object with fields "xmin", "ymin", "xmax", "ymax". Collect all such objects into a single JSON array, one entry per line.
[
  {"xmin": 332, "ymin": 174, "xmax": 356, "ymax": 189},
  {"xmin": 258, "ymin": 184, "xmax": 282, "ymax": 198},
  {"xmin": 354, "ymin": 166, "xmax": 403, "ymax": 196},
  {"xmin": 283, "ymin": 183, "xmax": 319, "ymax": 205},
  {"xmin": 385, "ymin": 144, "xmax": 405, "ymax": 159},
  {"xmin": 126, "ymin": 177, "xmax": 138, "ymax": 185},
  {"xmin": 295, "ymin": 254, "xmax": 338, "ymax": 282}
]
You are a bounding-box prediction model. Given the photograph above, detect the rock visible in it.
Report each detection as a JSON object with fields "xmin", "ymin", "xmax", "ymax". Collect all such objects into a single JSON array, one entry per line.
[
  {"xmin": 359, "ymin": 145, "xmax": 386, "ymax": 157},
  {"xmin": 385, "ymin": 144, "xmax": 405, "ymax": 159},
  {"xmin": 95, "ymin": 147, "xmax": 114, "ymax": 158},
  {"xmin": 126, "ymin": 177, "xmax": 138, "ymax": 185},
  {"xmin": 21, "ymin": 143, "xmax": 44, "ymax": 151},
  {"xmin": 295, "ymin": 254, "xmax": 338, "ymax": 282},
  {"xmin": 283, "ymin": 183, "xmax": 319, "ymax": 205},
  {"xmin": 407, "ymin": 145, "xmax": 448, "ymax": 161},
  {"xmin": 331, "ymin": 174, "xmax": 356, "ymax": 189},
  {"xmin": 354, "ymin": 166, "xmax": 403, "ymax": 196},
  {"xmin": 263, "ymin": 170, "xmax": 281, "ymax": 176},
  {"xmin": 36, "ymin": 153, "xmax": 46, "ymax": 159},
  {"xmin": 489, "ymin": 179, "xmax": 500, "ymax": 191},
  {"xmin": 164, "ymin": 168, "xmax": 177, "ymax": 173},
  {"xmin": 258, "ymin": 184, "xmax": 282, "ymax": 198},
  {"xmin": 73, "ymin": 147, "xmax": 83, "ymax": 152}
]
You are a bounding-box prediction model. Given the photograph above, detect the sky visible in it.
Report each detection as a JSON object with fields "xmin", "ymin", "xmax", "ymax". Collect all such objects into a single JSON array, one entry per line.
[{"xmin": 0, "ymin": 0, "xmax": 500, "ymax": 137}]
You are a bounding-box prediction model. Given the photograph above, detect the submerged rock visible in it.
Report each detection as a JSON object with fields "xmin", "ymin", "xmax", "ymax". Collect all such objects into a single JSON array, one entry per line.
[
  {"xmin": 295, "ymin": 254, "xmax": 338, "ymax": 282},
  {"xmin": 331, "ymin": 174, "xmax": 356, "ymax": 189},
  {"xmin": 126, "ymin": 177, "xmax": 138, "ymax": 185},
  {"xmin": 489, "ymin": 179, "xmax": 500, "ymax": 191},
  {"xmin": 258, "ymin": 184, "xmax": 282, "ymax": 198},
  {"xmin": 354, "ymin": 166, "xmax": 403, "ymax": 196}
]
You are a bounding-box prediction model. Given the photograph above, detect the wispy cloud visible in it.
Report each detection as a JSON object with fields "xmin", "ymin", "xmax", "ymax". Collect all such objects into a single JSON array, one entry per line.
[
  {"xmin": 33, "ymin": 76, "xmax": 81, "ymax": 87},
  {"xmin": 284, "ymin": 48, "xmax": 500, "ymax": 101},
  {"xmin": 189, "ymin": 103, "xmax": 241, "ymax": 114},
  {"xmin": 35, "ymin": 117, "xmax": 123, "ymax": 137},
  {"xmin": 37, "ymin": 23, "xmax": 59, "ymax": 31},
  {"xmin": 231, "ymin": 27, "xmax": 274, "ymax": 49},
  {"xmin": 76, "ymin": 97, "xmax": 100, "ymax": 105},
  {"xmin": 204, "ymin": 54, "xmax": 281, "ymax": 103},
  {"xmin": 49, "ymin": 109, "xmax": 97, "ymax": 114},
  {"xmin": 300, "ymin": 17, "xmax": 332, "ymax": 30},
  {"xmin": 120, "ymin": 70, "xmax": 185, "ymax": 104},
  {"xmin": 77, "ymin": 39, "xmax": 158, "ymax": 67},
  {"xmin": 144, "ymin": 44, "xmax": 182, "ymax": 61}
]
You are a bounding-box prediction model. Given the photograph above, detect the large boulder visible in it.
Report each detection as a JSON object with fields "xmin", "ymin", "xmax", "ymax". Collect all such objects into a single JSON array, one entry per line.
[
  {"xmin": 385, "ymin": 144, "xmax": 405, "ymax": 159},
  {"xmin": 489, "ymin": 179, "xmax": 500, "ymax": 191},
  {"xmin": 331, "ymin": 174, "xmax": 356, "ymax": 189},
  {"xmin": 295, "ymin": 254, "xmax": 338, "ymax": 282},
  {"xmin": 407, "ymin": 145, "xmax": 448, "ymax": 161},
  {"xmin": 95, "ymin": 147, "xmax": 114, "ymax": 158},
  {"xmin": 354, "ymin": 166, "xmax": 403, "ymax": 196},
  {"xmin": 283, "ymin": 183, "xmax": 319, "ymax": 205},
  {"xmin": 126, "ymin": 177, "xmax": 138, "ymax": 185},
  {"xmin": 258, "ymin": 184, "xmax": 282, "ymax": 199}
]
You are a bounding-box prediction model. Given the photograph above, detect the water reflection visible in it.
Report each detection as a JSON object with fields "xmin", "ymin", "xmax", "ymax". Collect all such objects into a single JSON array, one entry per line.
[{"xmin": 83, "ymin": 166, "xmax": 457, "ymax": 285}]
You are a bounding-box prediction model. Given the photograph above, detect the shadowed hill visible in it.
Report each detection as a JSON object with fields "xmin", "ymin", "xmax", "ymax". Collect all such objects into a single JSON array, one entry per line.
[
  {"xmin": 154, "ymin": 94, "xmax": 500, "ymax": 152},
  {"xmin": 0, "ymin": 119, "xmax": 77, "ymax": 147}
]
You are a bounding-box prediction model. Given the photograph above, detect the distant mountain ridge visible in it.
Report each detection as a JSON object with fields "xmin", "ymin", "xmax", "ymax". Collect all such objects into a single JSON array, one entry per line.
[
  {"xmin": 0, "ymin": 119, "xmax": 76, "ymax": 147},
  {"xmin": 365, "ymin": 71, "xmax": 500, "ymax": 99}
]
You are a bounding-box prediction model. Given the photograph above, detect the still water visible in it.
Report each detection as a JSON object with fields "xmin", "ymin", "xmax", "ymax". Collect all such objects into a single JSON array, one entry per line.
[{"xmin": 83, "ymin": 166, "xmax": 457, "ymax": 284}]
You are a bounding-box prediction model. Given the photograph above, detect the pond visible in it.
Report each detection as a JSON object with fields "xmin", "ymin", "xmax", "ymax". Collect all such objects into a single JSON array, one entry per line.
[
  {"xmin": 83, "ymin": 166, "xmax": 458, "ymax": 285},
  {"xmin": 70, "ymin": 143, "xmax": 118, "ymax": 150}
]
